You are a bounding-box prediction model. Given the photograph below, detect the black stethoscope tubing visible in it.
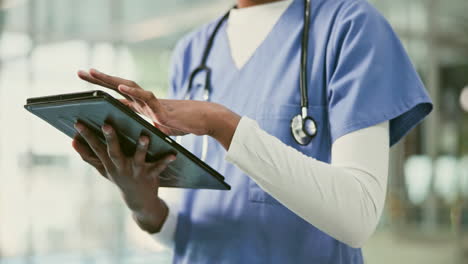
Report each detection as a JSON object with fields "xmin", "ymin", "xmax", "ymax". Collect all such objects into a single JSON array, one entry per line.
[
  {"xmin": 186, "ymin": 10, "xmax": 230, "ymax": 101},
  {"xmin": 185, "ymin": 0, "xmax": 317, "ymax": 145}
]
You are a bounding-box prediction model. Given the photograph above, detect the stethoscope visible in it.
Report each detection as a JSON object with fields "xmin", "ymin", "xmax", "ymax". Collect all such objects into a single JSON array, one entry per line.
[{"xmin": 180, "ymin": 0, "xmax": 316, "ymax": 161}]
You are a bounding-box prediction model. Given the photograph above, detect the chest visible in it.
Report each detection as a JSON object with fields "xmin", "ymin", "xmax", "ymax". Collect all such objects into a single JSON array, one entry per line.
[{"xmin": 184, "ymin": 34, "xmax": 331, "ymax": 162}]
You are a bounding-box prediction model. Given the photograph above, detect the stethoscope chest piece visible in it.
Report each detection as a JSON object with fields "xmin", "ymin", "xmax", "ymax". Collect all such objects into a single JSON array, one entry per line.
[
  {"xmin": 290, "ymin": 114, "xmax": 317, "ymax": 145},
  {"xmin": 186, "ymin": 0, "xmax": 317, "ymax": 148}
]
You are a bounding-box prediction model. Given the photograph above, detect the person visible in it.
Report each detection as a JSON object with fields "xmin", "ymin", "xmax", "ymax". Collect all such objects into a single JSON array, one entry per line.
[{"xmin": 74, "ymin": 0, "xmax": 433, "ymax": 263}]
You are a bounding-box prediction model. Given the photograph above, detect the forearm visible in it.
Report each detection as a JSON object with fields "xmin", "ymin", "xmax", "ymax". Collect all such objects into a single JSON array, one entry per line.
[
  {"xmin": 244, "ymin": 159, "xmax": 383, "ymax": 248},
  {"xmin": 225, "ymin": 117, "xmax": 389, "ymax": 248}
]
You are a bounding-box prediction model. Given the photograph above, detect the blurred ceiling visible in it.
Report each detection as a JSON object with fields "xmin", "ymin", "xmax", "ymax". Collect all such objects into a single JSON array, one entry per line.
[
  {"xmin": 0, "ymin": 0, "xmax": 467, "ymax": 59},
  {"xmin": 0, "ymin": 0, "xmax": 232, "ymax": 46}
]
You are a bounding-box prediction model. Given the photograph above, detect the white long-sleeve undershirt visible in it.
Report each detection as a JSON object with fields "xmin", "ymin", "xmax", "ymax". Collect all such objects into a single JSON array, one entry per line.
[
  {"xmin": 152, "ymin": 0, "xmax": 390, "ymax": 249},
  {"xmin": 154, "ymin": 119, "xmax": 389, "ymax": 249},
  {"xmin": 226, "ymin": 117, "xmax": 389, "ymax": 248}
]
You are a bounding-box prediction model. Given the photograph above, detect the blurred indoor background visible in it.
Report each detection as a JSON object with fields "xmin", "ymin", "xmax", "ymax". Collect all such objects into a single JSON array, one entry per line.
[{"xmin": 0, "ymin": 0, "xmax": 467, "ymax": 263}]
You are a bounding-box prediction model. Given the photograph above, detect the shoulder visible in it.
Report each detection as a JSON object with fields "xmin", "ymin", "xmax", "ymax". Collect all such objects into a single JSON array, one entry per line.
[
  {"xmin": 320, "ymin": 0, "xmax": 380, "ymax": 14},
  {"xmin": 309, "ymin": 0, "xmax": 388, "ymax": 46},
  {"xmin": 311, "ymin": 0, "xmax": 385, "ymax": 28},
  {"xmin": 327, "ymin": 0, "xmax": 387, "ymax": 26},
  {"xmin": 171, "ymin": 17, "xmax": 224, "ymax": 64},
  {"xmin": 168, "ymin": 16, "xmax": 225, "ymax": 96},
  {"xmin": 322, "ymin": 0, "xmax": 394, "ymax": 51}
]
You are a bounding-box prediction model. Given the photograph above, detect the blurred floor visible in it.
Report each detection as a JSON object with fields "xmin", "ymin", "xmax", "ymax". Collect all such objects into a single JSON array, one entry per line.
[{"xmin": 364, "ymin": 230, "xmax": 457, "ymax": 264}]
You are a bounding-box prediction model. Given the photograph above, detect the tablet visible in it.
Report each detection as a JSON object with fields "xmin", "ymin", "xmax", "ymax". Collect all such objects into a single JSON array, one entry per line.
[{"xmin": 24, "ymin": 90, "xmax": 230, "ymax": 190}]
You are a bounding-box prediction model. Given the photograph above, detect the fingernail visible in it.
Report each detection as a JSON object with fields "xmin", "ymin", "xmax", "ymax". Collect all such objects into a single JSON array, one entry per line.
[
  {"xmin": 120, "ymin": 85, "xmax": 131, "ymax": 92},
  {"xmin": 74, "ymin": 123, "xmax": 84, "ymax": 133},
  {"xmin": 102, "ymin": 125, "xmax": 112, "ymax": 135},
  {"xmin": 138, "ymin": 136, "xmax": 148, "ymax": 146},
  {"xmin": 91, "ymin": 68, "xmax": 100, "ymax": 73},
  {"xmin": 165, "ymin": 157, "xmax": 176, "ymax": 164}
]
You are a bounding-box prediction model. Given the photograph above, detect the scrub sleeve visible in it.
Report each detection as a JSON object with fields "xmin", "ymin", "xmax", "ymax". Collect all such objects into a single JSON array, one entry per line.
[{"xmin": 326, "ymin": 0, "xmax": 432, "ymax": 145}]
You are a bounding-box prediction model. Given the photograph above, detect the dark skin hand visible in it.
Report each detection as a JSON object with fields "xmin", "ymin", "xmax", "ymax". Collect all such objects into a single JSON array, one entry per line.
[
  {"xmin": 73, "ymin": 0, "xmax": 279, "ymax": 234},
  {"xmin": 72, "ymin": 124, "xmax": 176, "ymax": 233},
  {"xmin": 77, "ymin": 69, "xmax": 240, "ymax": 149},
  {"xmin": 75, "ymin": 68, "xmax": 240, "ymax": 233}
]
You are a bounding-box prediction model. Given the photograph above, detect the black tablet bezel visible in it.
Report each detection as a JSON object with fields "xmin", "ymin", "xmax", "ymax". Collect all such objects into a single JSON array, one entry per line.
[{"xmin": 25, "ymin": 90, "xmax": 230, "ymax": 190}]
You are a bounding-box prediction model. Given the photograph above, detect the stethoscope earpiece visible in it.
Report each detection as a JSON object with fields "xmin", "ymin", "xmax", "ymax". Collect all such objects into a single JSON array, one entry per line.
[{"xmin": 290, "ymin": 113, "xmax": 317, "ymax": 145}]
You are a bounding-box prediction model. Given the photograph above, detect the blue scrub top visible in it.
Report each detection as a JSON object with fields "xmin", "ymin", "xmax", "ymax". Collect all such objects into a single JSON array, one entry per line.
[{"xmin": 168, "ymin": 0, "xmax": 432, "ymax": 263}]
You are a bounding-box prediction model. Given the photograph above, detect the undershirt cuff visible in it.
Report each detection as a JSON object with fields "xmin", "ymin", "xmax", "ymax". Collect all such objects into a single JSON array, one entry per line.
[{"xmin": 225, "ymin": 116, "xmax": 253, "ymax": 163}]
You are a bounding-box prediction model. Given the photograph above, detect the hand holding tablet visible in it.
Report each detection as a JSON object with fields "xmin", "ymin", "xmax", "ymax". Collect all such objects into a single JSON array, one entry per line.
[{"xmin": 25, "ymin": 89, "xmax": 230, "ymax": 190}]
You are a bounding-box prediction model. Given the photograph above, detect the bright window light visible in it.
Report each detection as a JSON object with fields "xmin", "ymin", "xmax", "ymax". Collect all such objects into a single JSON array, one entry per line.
[
  {"xmin": 434, "ymin": 156, "xmax": 459, "ymax": 204},
  {"xmin": 460, "ymin": 86, "xmax": 468, "ymax": 112},
  {"xmin": 0, "ymin": 32, "xmax": 31, "ymax": 59},
  {"xmin": 404, "ymin": 155, "xmax": 432, "ymax": 205}
]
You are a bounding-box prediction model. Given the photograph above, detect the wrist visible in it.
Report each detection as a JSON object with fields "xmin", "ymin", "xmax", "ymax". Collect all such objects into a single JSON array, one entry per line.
[
  {"xmin": 132, "ymin": 198, "xmax": 169, "ymax": 234},
  {"xmin": 206, "ymin": 104, "xmax": 241, "ymax": 150}
]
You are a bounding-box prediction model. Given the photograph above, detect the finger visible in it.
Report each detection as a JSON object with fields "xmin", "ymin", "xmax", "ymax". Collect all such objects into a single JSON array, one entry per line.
[
  {"xmin": 134, "ymin": 135, "xmax": 150, "ymax": 165},
  {"xmin": 78, "ymin": 70, "xmax": 133, "ymax": 101},
  {"xmin": 78, "ymin": 70, "xmax": 114, "ymax": 88},
  {"xmin": 72, "ymin": 136, "xmax": 99, "ymax": 160},
  {"xmin": 149, "ymin": 154, "xmax": 177, "ymax": 177},
  {"xmin": 152, "ymin": 122, "xmax": 174, "ymax": 135},
  {"xmin": 89, "ymin": 68, "xmax": 139, "ymax": 89},
  {"xmin": 118, "ymin": 85, "xmax": 162, "ymax": 113},
  {"xmin": 74, "ymin": 122, "xmax": 113, "ymax": 170},
  {"xmin": 118, "ymin": 99, "xmax": 132, "ymax": 107},
  {"xmin": 102, "ymin": 124, "xmax": 125, "ymax": 167},
  {"xmin": 118, "ymin": 99, "xmax": 141, "ymax": 113},
  {"xmin": 119, "ymin": 85, "xmax": 154, "ymax": 101},
  {"xmin": 119, "ymin": 99, "xmax": 180, "ymax": 135},
  {"xmin": 118, "ymin": 85, "xmax": 147, "ymax": 108},
  {"xmin": 72, "ymin": 137, "xmax": 108, "ymax": 177}
]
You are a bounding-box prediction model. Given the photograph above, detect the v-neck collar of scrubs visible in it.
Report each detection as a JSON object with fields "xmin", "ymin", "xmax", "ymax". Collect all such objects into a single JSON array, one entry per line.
[
  {"xmin": 198, "ymin": 0, "xmax": 304, "ymax": 116},
  {"xmin": 219, "ymin": 0, "xmax": 300, "ymax": 74},
  {"xmin": 226, "ymin": 0, "xmax": 294, "ymax": 69}
]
